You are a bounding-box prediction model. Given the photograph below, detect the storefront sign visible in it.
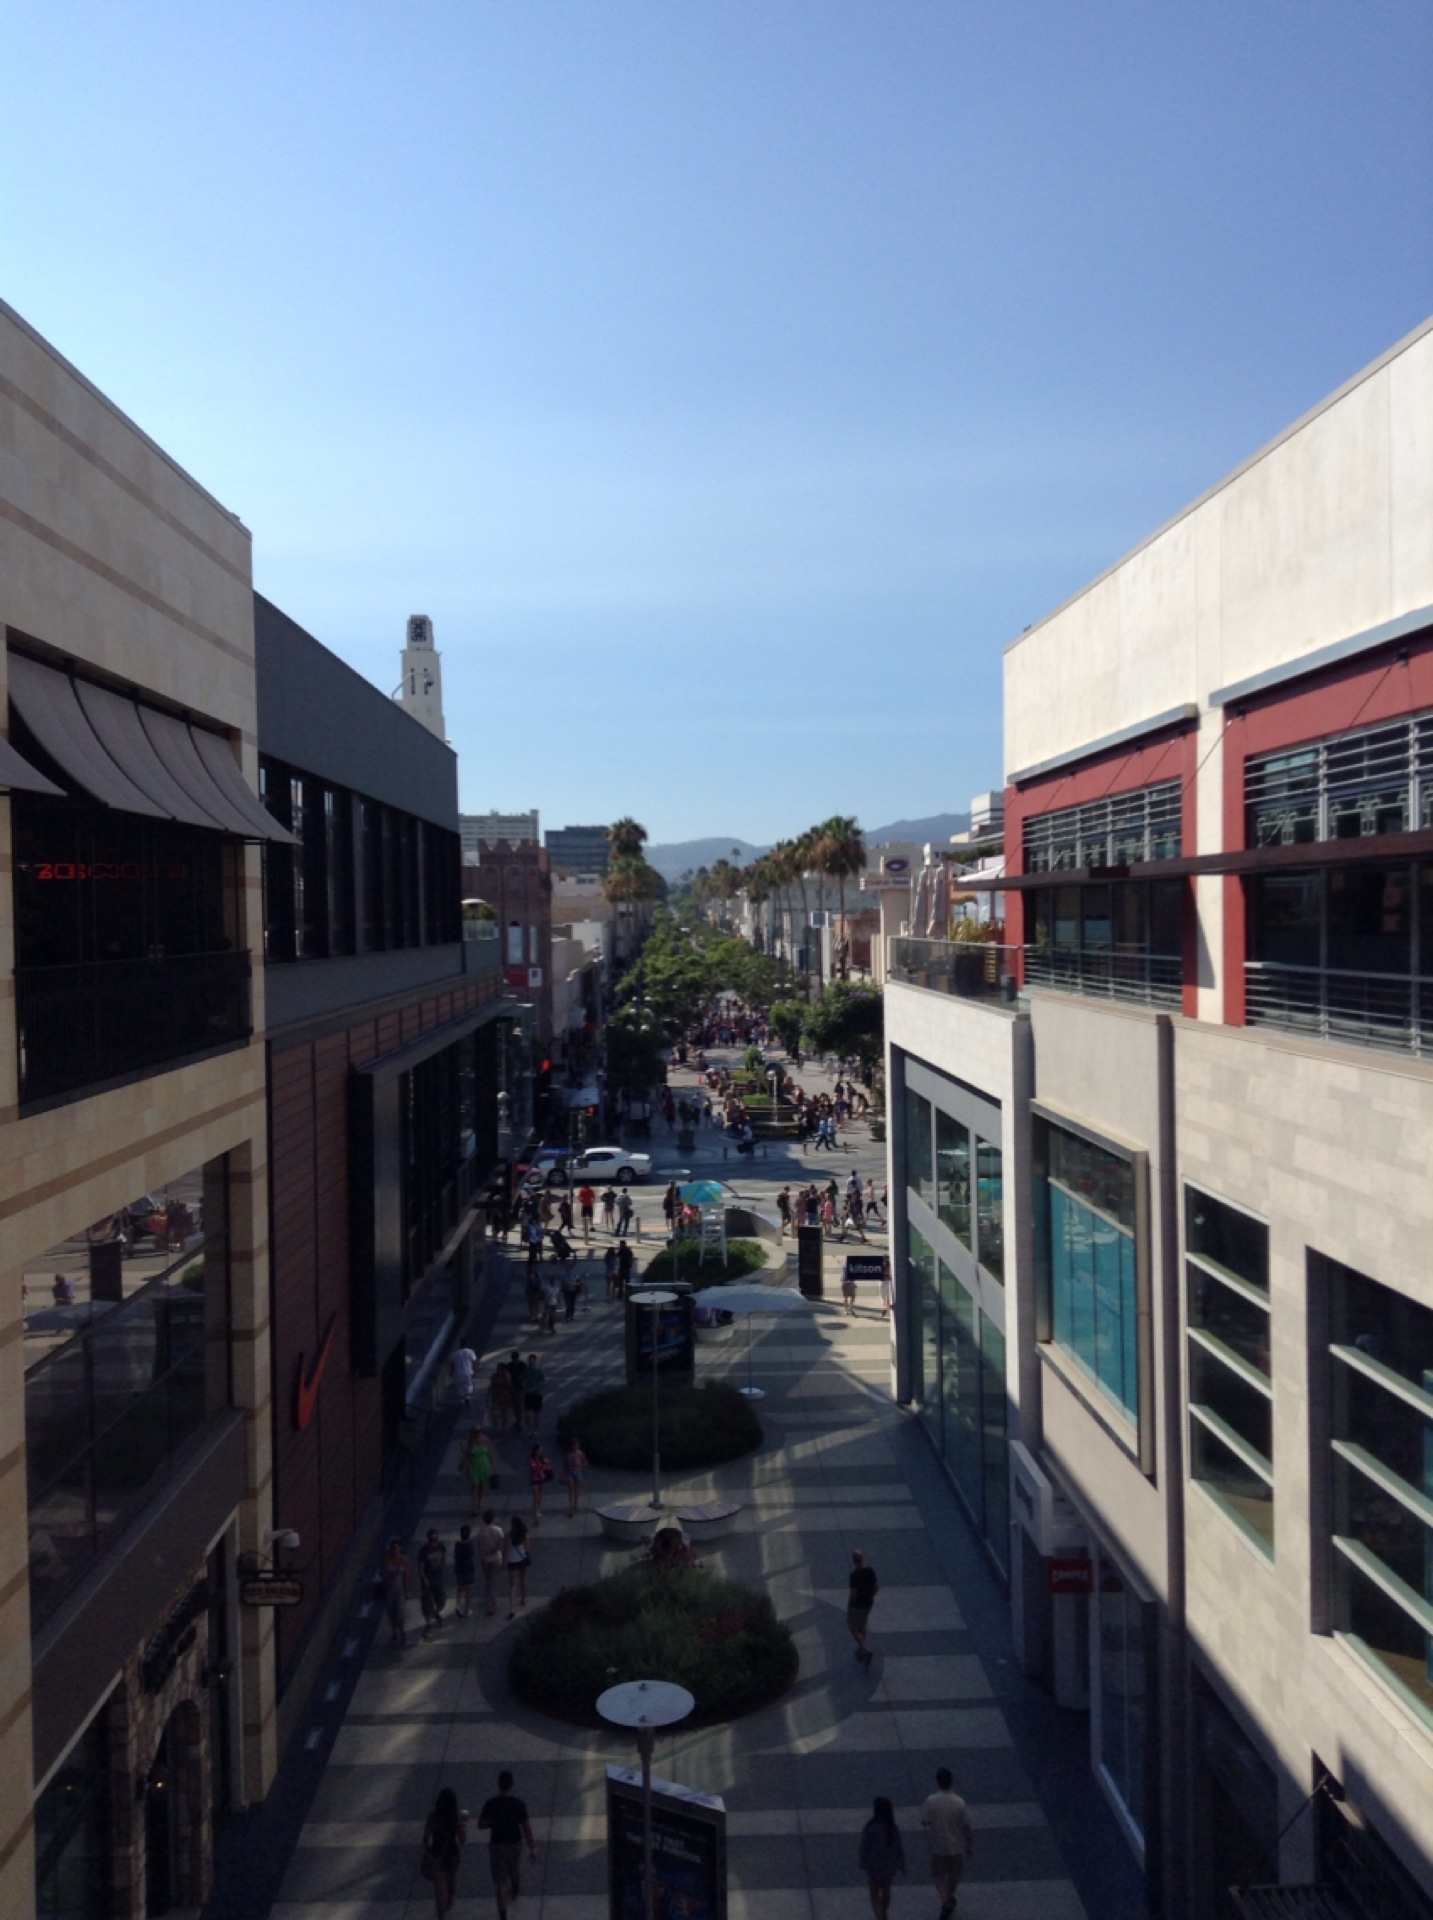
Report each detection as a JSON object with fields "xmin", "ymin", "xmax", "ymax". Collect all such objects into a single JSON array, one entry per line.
[
  {"xmin": 843, "ymin": 1254, "xmax": 888, "ymax": 1282},
  {"xmin": 1046, "ymin": 1555, "xmax": 1093, "ymax": 1596},
  {"xmin": 240, "ymin": 1573, "xmax": 305, "ymax": 1608},
  {"xmin": 606, "ymin": 1766, "xmax": 726, "ymax": 1920}
]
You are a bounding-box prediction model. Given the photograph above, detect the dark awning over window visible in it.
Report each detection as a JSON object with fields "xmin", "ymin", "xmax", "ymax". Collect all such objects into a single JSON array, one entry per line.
[
  {"xmin": 0, "ymin": 731, "xmax": 63, "ymax": 796},
  {"xmin": 8, "ymin": 652, "xmax": 293, "ymax": 843}
]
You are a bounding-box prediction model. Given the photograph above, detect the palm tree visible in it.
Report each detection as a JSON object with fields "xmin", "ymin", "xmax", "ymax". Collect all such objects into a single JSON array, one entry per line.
[
  {"xmin": 606, "ymin": 817, "xmax": 648, "ymax": 861},
  {"xmin": 742, "ymin": 859, "xmax": 772, "ymax": 951},
  {"xmin": 811, "ymin": 816, "xmax": 866, "ymax": 977}
]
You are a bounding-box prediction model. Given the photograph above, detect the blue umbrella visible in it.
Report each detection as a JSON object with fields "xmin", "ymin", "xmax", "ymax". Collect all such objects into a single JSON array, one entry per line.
[{"xmin": 679, "ymin": 1180, "xmax": 726, "ymax": 1205}]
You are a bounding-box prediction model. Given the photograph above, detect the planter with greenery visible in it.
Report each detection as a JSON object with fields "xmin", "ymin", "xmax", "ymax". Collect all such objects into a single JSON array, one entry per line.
[
  {"xmin": 639, "ymin": 1237, "xmax": 769, "ymax": 1284},
  {"xmin": 509, "ymin": 1564, "xmax": 799, "ymax": 1724},
  {"xmin": 557, "ymin": 1379, "xmax": 762, "ymax": 1471}
]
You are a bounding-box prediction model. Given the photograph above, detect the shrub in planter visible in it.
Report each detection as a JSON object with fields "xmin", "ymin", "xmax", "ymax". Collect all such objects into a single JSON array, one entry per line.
[
  {"xmin": 640, "ymin": 1237, "xmax": 767, "ymax": 1284},
  {"xmin": 509, "ymin": 1565, "xmax": 798, "ymax": 1723},
  {"xmin": 557, "ymin": 1380, "xmax": 762, "ymax": 1471}
]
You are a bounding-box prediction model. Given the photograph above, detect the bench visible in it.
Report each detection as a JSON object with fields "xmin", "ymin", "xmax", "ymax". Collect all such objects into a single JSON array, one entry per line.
[{"xmin": 596, "ymin": 1500, "xmax": 743, "ymax": 1545}]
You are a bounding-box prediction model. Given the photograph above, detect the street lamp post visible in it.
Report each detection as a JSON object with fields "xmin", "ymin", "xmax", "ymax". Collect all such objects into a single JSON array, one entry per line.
[
  {"xmin": 629, "ymin": 1288, "xmax": 677, "ymax": 1510},
  {"xmin": 596, "ymin": 1678, "xmax": 695, "ymax": 1920}
]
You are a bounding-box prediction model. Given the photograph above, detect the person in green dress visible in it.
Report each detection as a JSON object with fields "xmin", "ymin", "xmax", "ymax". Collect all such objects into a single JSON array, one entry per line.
[{"xmin": 462, "ymin": 1427, "xmax": 494, "ymax": 1514}]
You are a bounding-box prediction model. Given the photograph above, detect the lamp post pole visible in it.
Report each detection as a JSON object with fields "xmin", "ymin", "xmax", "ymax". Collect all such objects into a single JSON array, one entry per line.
[
  {"xmin": 629, "ymin": 1288, "xmax": 677, "ymax": 1510},
  {"xmin": 596, "ymin": 1679, "xmax": 695, "ymax": 1920}
]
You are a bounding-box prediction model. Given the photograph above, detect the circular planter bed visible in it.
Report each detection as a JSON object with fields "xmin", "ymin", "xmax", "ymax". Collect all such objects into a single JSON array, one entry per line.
[
  {"xmin": 509, "ymin": 1565, "xmax": 798, "ymax": 1725},
  {"xmin": 640, "ymin": 1237, "xmax": 769, "ymax": 1284},
  {"xmin": 557, "ymin": 1380, "xmax": 762, "ymax": 1471}
]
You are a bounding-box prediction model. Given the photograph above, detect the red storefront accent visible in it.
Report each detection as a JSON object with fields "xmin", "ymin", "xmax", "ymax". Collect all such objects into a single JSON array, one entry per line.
[
  {"xmin": 1219, "ymin": 629, "xmax": 1433, "ymax": 1026},
  {"xmin": 1005, "ymin": 727, "xmax": 1199, "ymax": 1015}
]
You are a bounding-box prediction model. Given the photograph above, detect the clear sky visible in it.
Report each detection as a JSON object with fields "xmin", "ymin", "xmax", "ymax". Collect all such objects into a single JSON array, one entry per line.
[{"xmin": 5, "ymin": 3, "xmax": 1431, "ymax": 844}]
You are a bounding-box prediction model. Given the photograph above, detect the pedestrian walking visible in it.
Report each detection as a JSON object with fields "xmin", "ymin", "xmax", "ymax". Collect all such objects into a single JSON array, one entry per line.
[
  {"xmin": 777, "ymin": 1185, "xmax": 792, "ymax": 1237},
  {"xmin": 478, "ymin": 1509, "xmax": 506, "ymax": 1616},
  {"xmin": 604, "ymin": 1244, "xmax": 621, "ymax": 1300},
  {"xmin": 561, "ymin": 1267, "xmax": 581, "ymax": 1321},
  {"xmin": 857, "ymin": 1796, "xmax": 906, "ymax": 1920},
  {"xmin": 478, "ymin": 1769, "xmax": 538, "ymax": 1920},
  {"xmin": 557, "ymin": 1192, "xmax": 574, "ymax": 1233},
  {"xmin": 505, "ymin": 1516, "xmax": 532, "ymax": 1615},
  {"xmin": 616, "ymin": 1238, "xmax": 635, "ymax": 1296},
  {"xmin": 561, "ymin": 1436, "xmax": 588, "ymax": 1517},
  {"xmin": 844, "ymin": 1194, "xmax": 868, "ymax": 1243},
  {"xmin": 864, "ymin": 1177, "xmax": 882, "ymax": 1226},
  {"xmin": 600, "ymin": 1186, "xmax": 618, "ymax": 1232},
  {"xmin": 418, "ymin": 1528, "xmax": 448, "ymax": 1637},
  {"xmin": 378, "ymin": 1537, "xmax": 410, "ymax": 1648},
  {"xmin": 453, "ymin": 1524, "xmax": 477, "ymax": 1618},
  {"xmin": 662, "ymin": 1180, "xmax": 680, "ymax": 1236},
  {"xmin": 529, "ymin": 1441, "xmax": 553, "ymax": 1519},
  {"xmin": 578, "ymin": 1183, "xmax": 596, "ymax": 1239},
  {"xmin": 486, "ymin": 1361, "xmax": 514, "ymax": 1434},
  {"xmin": 420, "ymin": 1786, "xmax": 467, "ymax": 1919},
  {"xmin": 847, "ymin": 1548, "xmax": 878, "ymax": 1666},
  {"xmin": 461, "ymin": 1427, "xmax": 494, "ymax": 1513},
  {"xmin": 879, "ymin": 1255, "xmax": 894, "ymax": 1319},
  {"xmin": 921, "ymin": 1766, "xmax": 975, "ymax": 1918},
  {"xmin": 842, "ymin": 1260, "xmax": 859, "ymax": 1315},
  {"xmin": 616, "ymin": 1188, "xmax": 634, "ymax": 1237},
  {"xmin": 450, "ymin": 1342, "xmax": 477, "ymax": 1405},
  {"xmin": 523, "ymin": 1354, "xmax": 546, "ymax": 1432}
]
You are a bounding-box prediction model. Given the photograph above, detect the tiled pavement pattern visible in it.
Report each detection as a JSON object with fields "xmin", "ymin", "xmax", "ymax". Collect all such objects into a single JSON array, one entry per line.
[{"xmin": 267, "ymin": 1244, "xmax": 1091, "ymax": 1919}]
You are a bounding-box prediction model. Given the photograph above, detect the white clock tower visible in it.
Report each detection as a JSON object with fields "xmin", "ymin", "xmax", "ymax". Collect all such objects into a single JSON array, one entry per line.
[{"xmin": 396, "ymin": 614, "xmax": 447, "ymax": 739}]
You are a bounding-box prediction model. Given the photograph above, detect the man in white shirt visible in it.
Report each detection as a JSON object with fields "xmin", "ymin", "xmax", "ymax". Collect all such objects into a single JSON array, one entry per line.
[
  {"xmin": 477, "ymin": 1509, "xmax": 507, "ymax": 1617},
  {"xmin": 920, "ymin": 1766, "xmax": 974, "ymax": 1918},
  {"xmin": 452, "ymin": 1345, "xmax": 478, "ymax": 1404}
]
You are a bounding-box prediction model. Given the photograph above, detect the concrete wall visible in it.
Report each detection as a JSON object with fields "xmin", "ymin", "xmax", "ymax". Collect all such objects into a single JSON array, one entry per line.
[
  {"xmin": 0, "ymin": 303, "xmax": 275, "ymax": 1916},
  {"xmin": 1174, "ymin": 1015, "xmax": 1433, "ymax": 1889},
  {"xmin": 1005, "ymin": 317, "xmax": 1433, "ymax": 784}
]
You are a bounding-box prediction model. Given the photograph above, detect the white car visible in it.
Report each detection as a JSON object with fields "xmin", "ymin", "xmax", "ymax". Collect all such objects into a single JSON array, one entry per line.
[{"xmin": 569, "ymin": 1146, "xmax": 652, "ymax": 1186}]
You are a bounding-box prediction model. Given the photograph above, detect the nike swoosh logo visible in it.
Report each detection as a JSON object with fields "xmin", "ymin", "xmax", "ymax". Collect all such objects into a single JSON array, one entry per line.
[{"xmin": 294, "ymin": 1312, "xmax": 339, "ymax": 1432}]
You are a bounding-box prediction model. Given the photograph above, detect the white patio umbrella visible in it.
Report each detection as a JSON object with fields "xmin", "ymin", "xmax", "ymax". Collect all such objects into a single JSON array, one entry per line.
[{"xmin": 689, "ymin": 1282, "xmax": 808, "ymax": 1399}]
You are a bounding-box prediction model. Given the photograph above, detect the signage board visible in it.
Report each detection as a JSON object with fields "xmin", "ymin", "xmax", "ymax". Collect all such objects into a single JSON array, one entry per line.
[
  {"xmin": 796, "ymin": 1225, "xmax": 824, "ymax": 1300},
  {"xmin": 606, "ymin": 1767, "xmax": 726, "ymax": 1920},
  {"xmin": 240, "ymin": 1573, "xmax": 305, "ymax": 1608},
  {"xmin": 1046, "ymin": 1556, "xmax": 1093, "ymax": 1597},
  {"xmin": 843, "ymin": 1254, "xmax": 888, "ymax": 1282},
  {"xmin": 626, "ymin": 1293, "xmax": 695, "ymax": 1384}
]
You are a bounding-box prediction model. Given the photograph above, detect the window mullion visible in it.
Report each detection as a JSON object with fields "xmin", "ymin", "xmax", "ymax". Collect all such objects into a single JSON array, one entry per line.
[
  {"xmin": 1333, "ymin": 1438, "xmax": 1433, "ymax": 1532},
  {"xmin": 1189, "ymin": 1400, "xmax": 1273, "ymax": 1483},
  {"xmin": 1187, "ymin": 1325, "xmax": 1272, "ymax": 1399}
]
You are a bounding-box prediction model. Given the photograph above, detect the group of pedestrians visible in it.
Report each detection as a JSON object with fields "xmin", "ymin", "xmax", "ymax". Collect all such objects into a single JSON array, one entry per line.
[
  {"xmin": 857, "ymin": 1769, "xmax": 975, "ymax": 1920},
  {"xmin": 776, "ymin": 1173, "xmax": 885, "ymax": 1240}
]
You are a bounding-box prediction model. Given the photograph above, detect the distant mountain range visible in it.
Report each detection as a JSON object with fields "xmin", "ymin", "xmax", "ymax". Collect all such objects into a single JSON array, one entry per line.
[{"xmin": 644, "ymin": 814, "xmax": 970, "ymax": 882}]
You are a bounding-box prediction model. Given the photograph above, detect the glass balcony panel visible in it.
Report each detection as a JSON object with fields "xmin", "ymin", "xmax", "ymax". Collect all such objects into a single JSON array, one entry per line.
[
  {"xmin": 1186, "ymin": 1190, "xmax": 1269, "ymax": 1295},
  {"xmin": 1189, "ymin": 1268, "xmax": 1271, "ymax": 1375},
  {"xmin": 1327, "ymin": 866, "xmax": 1411, "ymax": 974}
]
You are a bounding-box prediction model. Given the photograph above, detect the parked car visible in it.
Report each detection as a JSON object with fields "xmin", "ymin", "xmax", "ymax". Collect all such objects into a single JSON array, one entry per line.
[{"xmin": 568, "ymin": 1146, "xmax": 652, "ymax": 1186}]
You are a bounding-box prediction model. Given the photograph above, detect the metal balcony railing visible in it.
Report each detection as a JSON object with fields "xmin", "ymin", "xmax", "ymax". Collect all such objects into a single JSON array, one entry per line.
[
  {"xmin": 1024, "ymin": 946, "xmax": 1183, "ymax": 1008},
  {"xmin": 1245, "ymin": 962, "xmax": 1433, "ymax": 1058},
  {"xmin": 16, "ymin": 951, "xmax": 252, "ymax": 1104},
  {"xmin": 888, "ymin": 938, "xmax": 1019, "ymax": 1001}
]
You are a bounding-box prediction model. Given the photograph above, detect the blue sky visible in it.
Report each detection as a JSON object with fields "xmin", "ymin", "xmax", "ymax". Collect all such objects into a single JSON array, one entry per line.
[{"xmin": 5, "ymin": 2, "xmax": 1431, "ymax": 843}]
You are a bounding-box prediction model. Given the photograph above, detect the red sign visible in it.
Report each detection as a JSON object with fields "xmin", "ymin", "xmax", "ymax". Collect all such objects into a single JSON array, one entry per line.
[{"xmin": 1046, "ymin": 1556, "xmax": 1093, "ymax": 1596}]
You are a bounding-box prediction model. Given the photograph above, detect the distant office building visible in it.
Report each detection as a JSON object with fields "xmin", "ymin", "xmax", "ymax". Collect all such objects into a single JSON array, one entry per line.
[
  {"xmin": 460, "ymin": 809, "xmax": 540, "ymax": 859},
  {"xmin": 545, "ymin": 823, "xmax": 610, "ymax": 876}
]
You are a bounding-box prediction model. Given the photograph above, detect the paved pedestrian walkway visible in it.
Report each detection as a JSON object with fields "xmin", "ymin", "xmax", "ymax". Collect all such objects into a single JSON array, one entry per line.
[{"xmin": 266, "ymin": 1238, "xmax": 1093, "ymax": 1919}]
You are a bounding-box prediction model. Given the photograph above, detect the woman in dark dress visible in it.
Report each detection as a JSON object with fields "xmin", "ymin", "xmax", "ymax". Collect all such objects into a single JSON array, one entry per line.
[{"xmin": 422, "ymin": 1785, "xmax": 467, "ymax": 1918}]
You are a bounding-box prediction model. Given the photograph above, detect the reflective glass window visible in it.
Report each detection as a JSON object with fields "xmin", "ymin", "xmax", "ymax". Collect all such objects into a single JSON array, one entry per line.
[
  {"xmin": 1041, "ymin": 1122, "xmax": 1139, "ymax": 1419},
  {"xmin": 935, "ymin": 1109, "xmax": 971, "ymax": 1246},
  {"xmin": 905, "ymin": 1087, "xmax": 934, "ymax": 1209},
  {"xmin": 1186, "ymin": 1189, "xmax": 1272, "ymax": 1555},
  {"xmin": 975, "ymin": 1136, "xmax": 1003, "ymax": 1283}
]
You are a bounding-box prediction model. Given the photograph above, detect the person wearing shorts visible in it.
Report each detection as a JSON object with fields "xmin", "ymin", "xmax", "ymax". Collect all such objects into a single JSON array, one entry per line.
[
  {"xmin": 921, "ymin": 1767, "xmax": 974, "ymax": 1919},
  {"xmin": 478, "ymin": 1769, "xmax": 537, "ymax": 1919}
]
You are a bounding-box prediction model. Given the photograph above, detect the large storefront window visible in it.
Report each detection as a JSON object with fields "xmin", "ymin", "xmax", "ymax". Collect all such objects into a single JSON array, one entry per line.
[
  {"xmin": 920, "ymin": 1253, "xmax": 1006, "ymax": 1572},
  {"xmin": 35, "ymin": 1711, "xmax": 112, "ymax": 1919},
  {"xmin": 935, "ymin": 1109, "xmax": 971, "ymax": 1246},
  {"xmin": 1186, "ymin": 1190, "xmax": 1273, "ymax": 1555},
  {"xmin": 1324, "ymin": 1255, "xmax": 1433, "ymax": 1723},
  {"xmin": 905, "ymin": 1087, "xmax": 934, "ymax": 1209},
  {"xmin": 1096, "ymin": 1558, "xmax": 1148, "ymax": 1845},
  {"xmin": 1038, "ymin": 1120, "xmax": 1140, "ymax": 1421},
  {"xmin": 23, "ymin": 1164, "xmax": 230, "ymax": 1626}
]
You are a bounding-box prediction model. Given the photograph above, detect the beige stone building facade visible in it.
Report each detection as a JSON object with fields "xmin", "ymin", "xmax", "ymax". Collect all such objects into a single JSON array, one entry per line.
[
  {"xmin": 1, "ymin": 303, "xmax": 280, "ymax": 1916},
  {"xmin": 886, "ymin": 317, "xmax": 1433, "ymax": 1917}
]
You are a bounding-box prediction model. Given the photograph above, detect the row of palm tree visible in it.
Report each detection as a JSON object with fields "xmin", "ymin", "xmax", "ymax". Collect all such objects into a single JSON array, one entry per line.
[
  {"xmin": 696, "ymin": 816, "xmax": 866, "ymax": 980},
  {"xmin": 602, "ymin": 818, "xmax": 665, "ymax": 959}
]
